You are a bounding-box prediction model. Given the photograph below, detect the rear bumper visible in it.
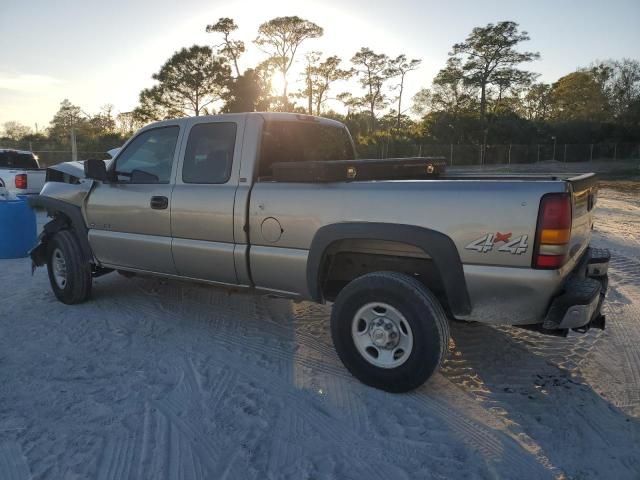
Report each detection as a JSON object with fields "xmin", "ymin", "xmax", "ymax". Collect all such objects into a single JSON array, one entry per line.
[{"xmin": 542, "ymin": 248, "xmax": 609, "ymax": 332}]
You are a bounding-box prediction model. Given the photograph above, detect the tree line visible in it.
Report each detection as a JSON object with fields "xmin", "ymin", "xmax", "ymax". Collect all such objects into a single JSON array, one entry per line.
[{"xmin": 2, "ymin": 18, "xmax": 639, "ymax": 164}]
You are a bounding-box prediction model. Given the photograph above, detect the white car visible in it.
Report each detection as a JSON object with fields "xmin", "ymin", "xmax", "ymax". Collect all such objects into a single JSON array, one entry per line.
[
  {"xmin": 0, "ymin": 177, "xmax": 12, "ymax": 199},
  {"xmin": 0, "ymin": 148, "xmax": 46, "ymax": 195}
]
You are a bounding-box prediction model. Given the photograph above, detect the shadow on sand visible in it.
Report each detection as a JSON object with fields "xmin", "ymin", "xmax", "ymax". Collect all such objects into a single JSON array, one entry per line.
[{"xmin": 442, "ymin": 319, "xmax": 640, "ymax": 478}]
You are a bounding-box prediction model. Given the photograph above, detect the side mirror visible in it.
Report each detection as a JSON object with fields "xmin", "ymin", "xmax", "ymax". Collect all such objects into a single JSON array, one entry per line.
[{"xmin": 84, "ymin": 158, "xmax": 108, "ymax": 181}]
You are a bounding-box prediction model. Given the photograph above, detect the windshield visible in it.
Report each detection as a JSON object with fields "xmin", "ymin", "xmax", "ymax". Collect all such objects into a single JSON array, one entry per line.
[
  {"xmin": 258, "ymin": 120, "xmax": 355, "ymax": 178},
  {"xmin": 0, "ymin": 151, "xmax": 39, "ymax": 169}
]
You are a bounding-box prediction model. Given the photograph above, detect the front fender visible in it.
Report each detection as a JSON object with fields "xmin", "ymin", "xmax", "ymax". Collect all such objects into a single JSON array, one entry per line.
[{"xmin": 28, "ymin": 196, "xmax": 94, "ymax": 268}]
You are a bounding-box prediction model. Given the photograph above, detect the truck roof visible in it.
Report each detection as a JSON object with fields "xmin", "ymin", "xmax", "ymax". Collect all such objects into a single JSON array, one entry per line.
[
  {"xmin": 0, "ymin": 148, "xmax": 34, "ymax": 155},
  {"xmin": 140, "ymin": 112, "xmax": 346, "ymax": 131}
]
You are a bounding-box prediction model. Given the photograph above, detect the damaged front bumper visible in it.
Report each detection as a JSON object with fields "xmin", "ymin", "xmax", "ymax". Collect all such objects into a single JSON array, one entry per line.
[{"xmin": 542, "ymin": 247, "xmax": 609, "ymax": 334}]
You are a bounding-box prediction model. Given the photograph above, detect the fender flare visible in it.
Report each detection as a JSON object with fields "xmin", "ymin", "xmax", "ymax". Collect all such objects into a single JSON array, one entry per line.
[
  {"xmin": 306, "ymin": 222, "xmax": 472, "ymax": 316},
  {"xmin": 28, "ymin": 195, "xmax": 94, "ymax": 264}
]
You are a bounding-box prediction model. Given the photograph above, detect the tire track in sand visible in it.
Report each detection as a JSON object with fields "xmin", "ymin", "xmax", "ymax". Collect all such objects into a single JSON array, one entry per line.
[
  {"xmin": 215, "ymin": 351, "xmax": 550, "ymax": 479},
  {"xmin": 96, "ymin": 433, "xmax": 136, "ymax": 480},
  {"xmin": 0, "ymin": 442, "xmax": 32, "ymax": 480},
  {"xmin": 134, "ymin": 402, "xmax": 210, "ymax": 480},
  {"xmin": 406, "ymin": 390, "xmax": 554, "ymax": 477}
]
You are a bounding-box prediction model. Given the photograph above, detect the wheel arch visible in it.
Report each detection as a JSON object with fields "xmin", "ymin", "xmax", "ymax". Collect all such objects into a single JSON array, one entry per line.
[
  {"xmin": 306, "ymin": 222, "xmax": 472, "ymax": 316},
  {"xmin": 28, "ymin": 195, "xmax": 94, "ymax": 266}
]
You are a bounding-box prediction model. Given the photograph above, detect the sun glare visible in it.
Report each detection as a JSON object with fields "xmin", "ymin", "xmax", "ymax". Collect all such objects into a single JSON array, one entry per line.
[{"xmin": 269, "ymin": 72, "xmax": 287, "ymax": 97}]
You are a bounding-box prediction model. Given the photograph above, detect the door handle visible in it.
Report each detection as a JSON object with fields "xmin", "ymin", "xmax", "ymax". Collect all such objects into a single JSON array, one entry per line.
[{"xmin": 150, "ymin": 196, "xmax": 168, "ymax": 210}]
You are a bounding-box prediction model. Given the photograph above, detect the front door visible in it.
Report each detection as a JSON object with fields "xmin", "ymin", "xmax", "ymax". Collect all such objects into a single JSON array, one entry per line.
[{"xmin": 86, "ymin": 124, "xmax": 181, "ymax": 274}]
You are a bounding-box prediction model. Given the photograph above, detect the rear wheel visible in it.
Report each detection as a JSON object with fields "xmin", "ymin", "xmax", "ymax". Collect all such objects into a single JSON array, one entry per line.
[
  {"xmin": 46, "ymin": 230, "xmax": 92, "ymax": 304},
  {"xmin": 331, "ymin": 271, "xmax": 449, "ymax": 392}
]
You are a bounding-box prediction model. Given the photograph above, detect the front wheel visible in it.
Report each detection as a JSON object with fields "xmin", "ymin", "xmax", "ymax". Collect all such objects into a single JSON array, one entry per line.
[
  {"xmin": 46, "ymin": 230, "xmax": 92, "ymax": 304},
  {"xmin": 331, "ymin": 272, "xmax": 450, "ymax": 393}
]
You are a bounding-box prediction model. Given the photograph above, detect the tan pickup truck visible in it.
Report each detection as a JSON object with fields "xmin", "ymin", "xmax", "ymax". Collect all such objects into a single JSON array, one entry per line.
[{"xmin": 29, "ymin": 113, "xmax": 609, "ymax": 392}]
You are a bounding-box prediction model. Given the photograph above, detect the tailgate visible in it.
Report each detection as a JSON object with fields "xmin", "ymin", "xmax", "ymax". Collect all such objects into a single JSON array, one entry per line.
[
  {"xmin": 26, "ymin": 169, "xmax": 46, "ymax": 193},
  {"xmin": 567, "ymin": 173, "xmax": 598, "ymax": 263}
]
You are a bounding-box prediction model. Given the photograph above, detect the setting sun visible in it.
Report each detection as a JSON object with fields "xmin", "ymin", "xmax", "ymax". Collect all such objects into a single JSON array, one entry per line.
[{"xmin": 269, "ymin": 71, "xmax": 287, "ymax": 97}]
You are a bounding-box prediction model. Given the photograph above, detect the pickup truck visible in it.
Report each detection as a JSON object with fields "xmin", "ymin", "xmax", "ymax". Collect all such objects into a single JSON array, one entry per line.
[
  {"xmin": 28, "ymin": 113, "xmax": 609, "ymax": 392},
  {"xmin": 0, "ymin": 148, "xmax": 46, "ymax": 196}
]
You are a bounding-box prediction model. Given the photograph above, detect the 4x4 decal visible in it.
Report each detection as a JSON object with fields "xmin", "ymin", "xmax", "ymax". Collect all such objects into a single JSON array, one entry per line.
[{"xmin": 465, "ymin": 232, "xmax": 529, "ymax": 255}]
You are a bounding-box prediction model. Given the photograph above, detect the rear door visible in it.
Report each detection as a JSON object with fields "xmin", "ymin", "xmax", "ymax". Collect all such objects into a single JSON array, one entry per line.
[
  {"xmin": 170, "ymin": 117, "xmax": 243, "ymax": 285},
  {"xmin": 86, "ymin": 124, "xmax": 182, "ymax": 273}
]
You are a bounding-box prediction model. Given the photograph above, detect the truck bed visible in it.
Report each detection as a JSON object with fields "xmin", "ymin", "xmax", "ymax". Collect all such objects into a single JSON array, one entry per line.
[
  {"xmin": 269, "ymin": 156, "xmax": 596, "ymax": 190},
  {"xmin": 441, "ymin": 171, "xmax": 596, "ymax": 184}
]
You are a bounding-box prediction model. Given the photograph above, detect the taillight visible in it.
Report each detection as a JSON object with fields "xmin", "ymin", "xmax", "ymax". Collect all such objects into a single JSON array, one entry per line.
[
  {"xmin": 15, "ymin": 174, "xmax": 27, "ymax": 189},
  {"xmin": 533, "ymin": 193, "xmax": 572, "ymax": 269}
]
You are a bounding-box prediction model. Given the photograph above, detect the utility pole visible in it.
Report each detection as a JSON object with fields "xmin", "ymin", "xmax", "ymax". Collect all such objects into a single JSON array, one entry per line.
[{"xmin": 71, "ymin": 127, "xmax": 78, "ymax": 162}]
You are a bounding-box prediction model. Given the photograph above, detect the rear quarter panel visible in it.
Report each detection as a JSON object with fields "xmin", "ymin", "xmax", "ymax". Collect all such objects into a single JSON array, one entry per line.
[
  {"xmin": 0, "ymin": 170, "xmax": 10, "ymax": 190},
  {"xmin": 249, "ymin": 179, "xmax": 566, "ymax": 268},
  {"xmin": 248, "ymin": 178, "xmax": 572, "ymax": 317}
]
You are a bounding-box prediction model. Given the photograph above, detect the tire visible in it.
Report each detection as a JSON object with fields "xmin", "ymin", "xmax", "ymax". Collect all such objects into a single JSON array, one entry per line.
[
  {"xmin": 331, "ymin": 271, "xmax": 450, "ymax": 393},
  {"xmin": 46, "ymin": 230, "xmax": 92, "ymax": 304}
]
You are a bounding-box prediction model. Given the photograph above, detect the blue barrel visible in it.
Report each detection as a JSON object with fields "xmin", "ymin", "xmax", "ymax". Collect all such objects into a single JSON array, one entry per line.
[{"xmin": 0, "ymin": 197, "xmax": 38, "ymax": 259}]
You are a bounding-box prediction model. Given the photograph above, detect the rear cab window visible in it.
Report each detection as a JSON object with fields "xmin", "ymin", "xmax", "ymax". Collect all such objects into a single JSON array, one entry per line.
[
  {"xmin": 258, "ymin": 120, "xmax": 355, "ymax": 179},
  {"xmin": 0, "ymin": 151, "xmax": 39, "ymax": 169}
]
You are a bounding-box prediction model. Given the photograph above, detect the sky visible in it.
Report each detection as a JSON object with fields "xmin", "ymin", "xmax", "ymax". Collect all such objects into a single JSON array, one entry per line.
[{"xmin": 1, "ymin": 0, "xmax": 639, "ymax": 130}]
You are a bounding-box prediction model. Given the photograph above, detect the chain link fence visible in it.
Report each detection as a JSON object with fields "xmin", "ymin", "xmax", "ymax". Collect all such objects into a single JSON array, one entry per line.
[
  {"xmin": 1, "ymin": 140, "xmax": 114, "ymax": 167},
  {"xmin": 357, "ymin": 142, "xmax": 640, "ymax": 165},
  {"xmin": 4, "ymin": 142, "xmax": 639, "ymax": 168}
]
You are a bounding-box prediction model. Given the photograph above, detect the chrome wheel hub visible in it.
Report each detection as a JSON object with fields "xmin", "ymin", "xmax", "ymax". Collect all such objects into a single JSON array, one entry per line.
[
  {"xmin": 52, "ymin": 248, "xmax": 67, "ymax": 289},
  {"xmin": 351, "ymin": 302, "xmax": 414, "ymax": 369},
  {"xmin": 369, "ymin": 317, "xmax": 400, "ymax": 349}
]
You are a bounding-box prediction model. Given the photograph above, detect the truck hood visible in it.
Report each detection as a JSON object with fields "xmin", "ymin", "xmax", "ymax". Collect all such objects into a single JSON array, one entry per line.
[
  {"xmin": 49, "ymin": 160, "xmax": 87, "ymax": 178},
  {"xmin": 39, "ymin": 160, "xmax": 104, "ymax": 208},
  {"xmin": 47, "ymin": 159, "xmax": 113, "ymax": 180}
]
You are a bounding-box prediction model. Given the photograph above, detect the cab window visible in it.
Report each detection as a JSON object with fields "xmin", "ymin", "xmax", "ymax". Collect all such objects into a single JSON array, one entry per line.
[
  {"xmin": 258, "ymin": 121, "xmax": 355, "ymax": 179},
  {"xmin": 0, "ymin": 151, "xmax": 39, "ymax": 169},
  {"xmin": 182, "ymin": 122, "xmax": 237, "ymax": 184},
  {"xmin": 114, "ymin": 126, "xmax": 179, "ymax": 183}
]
